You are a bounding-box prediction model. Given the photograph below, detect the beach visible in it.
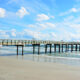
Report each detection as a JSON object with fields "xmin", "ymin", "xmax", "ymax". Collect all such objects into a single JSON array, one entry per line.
[{"xmin": 0, "ymin": 56, "xmax": 80, "ymax": 80}]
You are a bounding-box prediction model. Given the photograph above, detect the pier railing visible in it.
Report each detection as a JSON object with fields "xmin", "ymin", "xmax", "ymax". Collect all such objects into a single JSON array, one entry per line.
[{"xmin": 0, "ymin": 39, "xmax": 80, "ymax": 45}]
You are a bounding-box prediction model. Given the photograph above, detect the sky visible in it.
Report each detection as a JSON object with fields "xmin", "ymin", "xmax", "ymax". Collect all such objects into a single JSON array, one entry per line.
[{"xmin": 0, "ymin": 0, "xmax": 80, "ymax": 41}]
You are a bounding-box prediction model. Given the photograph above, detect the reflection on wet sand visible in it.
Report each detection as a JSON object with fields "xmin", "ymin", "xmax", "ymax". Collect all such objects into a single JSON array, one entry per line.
[{"xmin": 13, "ymin": 54, "xmax": 80, "ymax": 66}]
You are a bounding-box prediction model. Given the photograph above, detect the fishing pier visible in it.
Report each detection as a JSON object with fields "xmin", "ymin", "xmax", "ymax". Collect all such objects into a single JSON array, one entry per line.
[{"xmin": 0, "ymin": 39, "xmax": 80, "ymax": 55}]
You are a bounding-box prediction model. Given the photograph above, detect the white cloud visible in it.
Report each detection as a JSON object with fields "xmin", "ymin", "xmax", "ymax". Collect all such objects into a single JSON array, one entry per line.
[
  {"xmin": 52, "ymin": 15, "xmax": 80, "ymax": 41},
  {"xmin": 59, "ymin": 8, "xmax": 78, "ymax": 16},
  {"xmin": 28, "ymin": 22, "xmax": 56, "ymax": 29},
  {"xmin": 69, "ymin": 24, "xmax": 80, "ymax": 28},
  {"xmin": 51, "ymin": 16, "xmax": 55, "ymax": 19},
  {"xmin": 11, "ymin": 29, "xmax": 16, "ymax": 37},
  {"xmin": 11, "ymin": 32, "xmax": 16, "ymax": 37},
  {"xmin": 50, "ymin": 32, "xmax": 57, "ymax": 38},
  {"xmin": 0, "ymin": 30, "xmax": 9, "ymax": 39},
  {"xmin": 16, "ymin": 7, "xmax": 29, "ymax": 18},
  {"xmin": 62, "ymin": 16, "xmax": 80, "ymax": 29},
  {"xmin": 28, "ymin": 24, "xmax": 35, "ymax": 28},
  {"xmin": 0, "ymin": 30, "xmax": 6, "ymax": 35},
  {"xmin": 0, "ymin": 29, "xmax": 17, "ymax": 39},
  {"xmin": 66, "ymin": 32, "xmax": 80, "ymax": 41},
  {"xmin": 45, "ymin": 22, "xmax": 55, "ymax": 28},
  {"xmin": 24, "ymin": 29, "xmax": 57, "ymax": 40},
  {"xmin": 7, "ymin": 0, "xmax": 18, "ymax": 4},
  {"xmin": 0, "ymin": 8, "xmax": 6, "ymax": 18},
  {"xmin": 0, "ymin": 34, "xmax": 9, "ymax": 39},
  {"xmin": 24, "ymin": 30, "xmax": 41, "ymax": 39},
  {"xmin": 63, "ymin": 16, "xmax": 74, "ymax": 22},
  {"xmin": 71, "ymin": 8, "xmax": 77, "ymax": 12},
  {"xmin": 36, "ymin": 14, "xmax": 49, "ymax": 21},
  {"xmin": 23, "ymin": 27, "xmax": 80, "ymax": 41}
]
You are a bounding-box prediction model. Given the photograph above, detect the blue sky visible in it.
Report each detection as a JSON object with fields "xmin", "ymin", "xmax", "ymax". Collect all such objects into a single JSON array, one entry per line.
[{"xmin": 0, "ymin": 0, "xmax": 80, "ymax": 41}]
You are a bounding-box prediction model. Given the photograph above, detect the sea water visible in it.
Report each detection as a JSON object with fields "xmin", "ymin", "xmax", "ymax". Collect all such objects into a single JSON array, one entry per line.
[{"xmin": 0, "ymin": 45, "xmax": 80, "ymax": 66}]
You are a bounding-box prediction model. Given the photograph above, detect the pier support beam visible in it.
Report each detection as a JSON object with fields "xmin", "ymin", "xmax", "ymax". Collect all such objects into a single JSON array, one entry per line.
[
  {"xmin": 33, "ymin": 44, "xmax": 40, "ymax": 55},
  {"xmin": 45, "ymin": 44, "xmax": 52, "ymax": 54},
  {"xmin": 79, "ymin": 45, "xmax": 80, "ymax": 51},
  {"xmin": 50, "ymin": 44, "xmax": 52, "ymax": 53},
  {"xmin": 71, "ymin": 44, "xmax": 73, "ymax": 52},
  {"xmin": 62, "ymin": 44, "xmax": 63, "ymax": 52},
  {"xmin": 45, "ymin": 44, "xmax": 47, "ymax": 54},
  {"xmin": 17, "ymin": 46, "xmax": 18, "ymax": 55},
  {"xmin": 65, "ymin": 44, "xmax": 68, "ymax": 52},
  {"xmin": 58, "ymin": 44, "xmax": 60, "ymax": 53},
  {"xmin": 22, "ymin": 45, "xmax": 24, "ymax": 56},
  {"xmin": 16, "ymin": 45, "xmax": 24, "ymax": 56},
  {"xmin": 33, "ymin": 44, "xmax": 35, "ymax": 54},
  {"xmin": 7, "ymin": 40, "xmax": 8, "ymax": 46},
  {"xmin": 2, "ymin": 40, "xmax": 4, "ymax": 45},
  {"xmin": 54, "ymin": 44, "xmax": 56, "ymax": 53},
  {"xmin": 75, "ymin": 44, "xmax": 77, "ymax": 51},
  {"xmin": 67, "ymin": 44, "xmax": 69, "ymax": 51},
  {"xmin": 15, "ymin": 40, "xmax": 17, "ymax": 45},
  {"xmin": 11, "ymin": 40, "xmax": 12, "ymax": 45},
  {"xmin": 38, "ymin": 44, "xmax": 40, "ymax": 55}
]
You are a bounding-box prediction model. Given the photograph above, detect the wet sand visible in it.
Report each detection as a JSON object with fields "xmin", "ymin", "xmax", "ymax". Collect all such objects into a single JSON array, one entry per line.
[{"xmin": 0, "ymin": 56, "xmax": 80, "ymax": 80}]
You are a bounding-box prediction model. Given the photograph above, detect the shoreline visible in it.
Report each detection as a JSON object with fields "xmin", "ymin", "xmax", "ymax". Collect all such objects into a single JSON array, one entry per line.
[{"xmin": 5, "ymin": 54, "xmax": 80, "ymax": 66}]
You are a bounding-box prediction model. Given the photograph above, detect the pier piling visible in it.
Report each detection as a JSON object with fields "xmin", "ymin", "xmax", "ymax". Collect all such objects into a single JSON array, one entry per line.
[
  {"xmin": 7, "ymin": 40, "xmax": 8, "ymax": 46},
  {"xmin": 33, "ymin": 44, "xmax": 35, "ymax": 54},
  {"xmin": 68, "ymin": 44, "xmax": 69, "ymax": 51},
  {"xmin": 71, "ymin": 44, "xmax": 73, "ymax": 52},
  {"xmin": 79, "ymin": 45, "xmax": 80, "ymax": 51},
  {"xmin": 45, "ymin": 44, "xmax": 47, "ymax": 54},
  {"xmin": 62, "ymin": 44, "xmax": 63, "ymax": 52},
  {"xmin": 75, "ymin": 44, "xmax": 77, "ymax": 51},
  {"xmin": 54, "ymin": 44, "xmax": 56, "ymax": 53},
  {"xmin": 50, "ymin": 44, "xmax": 52, "ymax": 53},
  {"xmin": 2, "ymin": 40, "xmax": 4, "ymax": 45},
  {"xmin": 11, "ymin": 40, "xmax": 12, "ymax": 45},
  {"xmin": 65, "ymin": 44, "xmax": 67, "ymax": 52},
  {"xmin": 17, "ymin": 46, "xmax": 18, "ymax": 55},
  {"xmin": 59, "ymin": 44, "xmax": 60, "ymax": 53},
  {"xmin": 38, "ymin": 44, "xmax": 40, "ymax": 55},
  {"xmin": 22, "ymin": 46, "xmax": 24, "ymax": 55}
]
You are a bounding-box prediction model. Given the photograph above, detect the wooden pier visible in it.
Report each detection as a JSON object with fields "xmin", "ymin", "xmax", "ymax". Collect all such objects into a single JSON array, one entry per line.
[{"xmin": 0, "ymin": 39, "xmax": 80, "ymax": 55}]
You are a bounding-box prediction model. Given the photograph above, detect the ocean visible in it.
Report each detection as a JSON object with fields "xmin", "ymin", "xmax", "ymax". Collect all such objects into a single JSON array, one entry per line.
[{"xmin": 0, "ymin": 45, "xmax": 80, "ymax": 66}]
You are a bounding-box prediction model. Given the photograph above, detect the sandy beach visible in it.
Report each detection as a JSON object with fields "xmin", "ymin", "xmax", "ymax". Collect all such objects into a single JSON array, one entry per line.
[{"xmin": 0, "ymin": 56, "xmax": 80, "ymax": 80}]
